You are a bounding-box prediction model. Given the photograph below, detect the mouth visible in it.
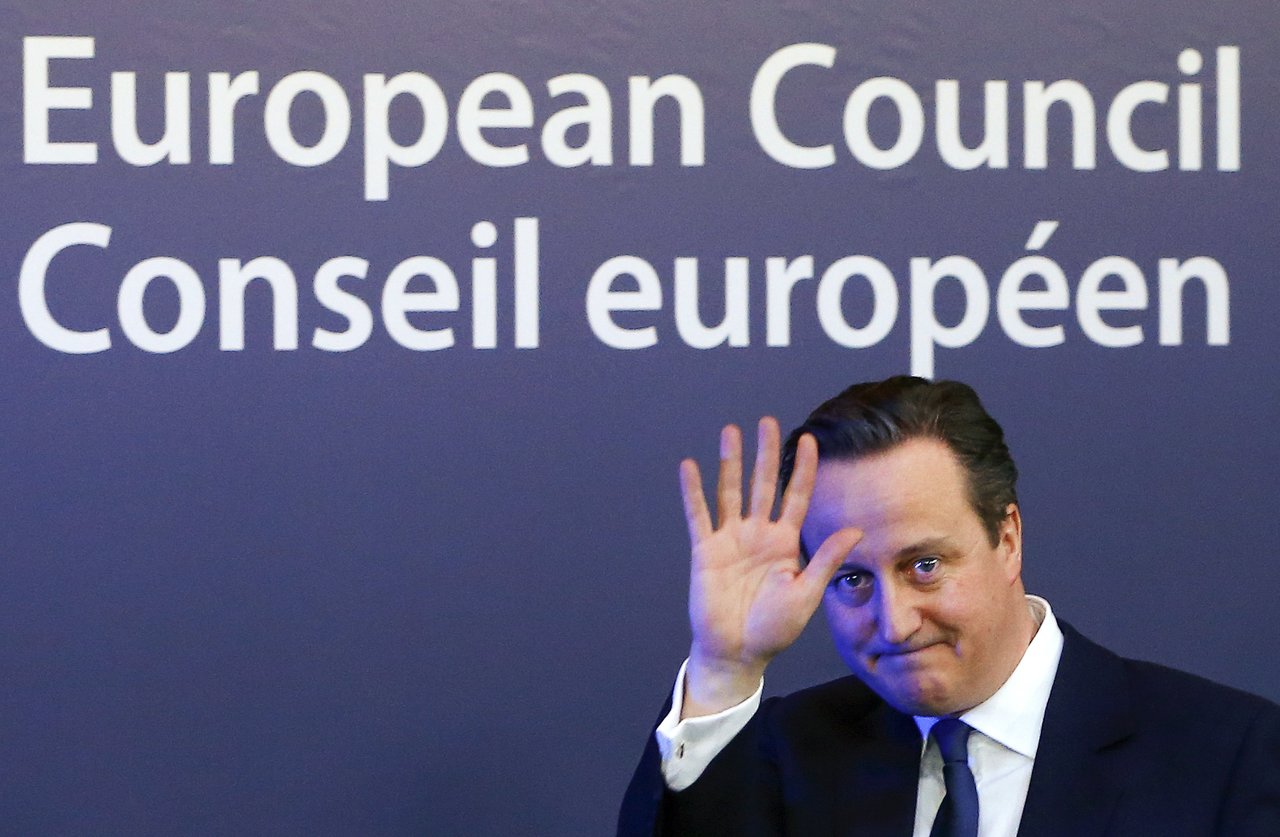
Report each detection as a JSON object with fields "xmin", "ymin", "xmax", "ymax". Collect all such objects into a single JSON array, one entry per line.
[{"xmin": 869, "ymin": 642, "xmax": 942, "ymax": 666}]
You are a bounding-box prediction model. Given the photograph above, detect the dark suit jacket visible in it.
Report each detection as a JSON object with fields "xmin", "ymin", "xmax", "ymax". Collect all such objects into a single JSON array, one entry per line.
[{"xmin": 618, "ymin": 622, "xmax": 1280, "ymax": 835}]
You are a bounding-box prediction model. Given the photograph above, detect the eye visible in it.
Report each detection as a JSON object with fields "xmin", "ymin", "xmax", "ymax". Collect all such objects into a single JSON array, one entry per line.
[
  {"xmin": 830, "ymin": 571, "xmax": 873, "ymax": 605},
  {"xmin": 911, "ymin": 556, "xmax": 941, "ymax": 580},
  {"xmin": 835, "ymin": 571, "xmax": 870, "ymax": 589}
]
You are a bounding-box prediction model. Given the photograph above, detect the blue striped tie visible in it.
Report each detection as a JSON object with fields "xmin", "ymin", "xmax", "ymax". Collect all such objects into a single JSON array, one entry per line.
[{"xmin": 930, "ymin": 718, "xmax": 979, "ymax": 837}]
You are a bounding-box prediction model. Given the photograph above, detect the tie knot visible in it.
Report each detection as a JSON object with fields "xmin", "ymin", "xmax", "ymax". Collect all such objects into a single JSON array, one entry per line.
[{"xmin": 931, "ymin": 718, "xmax": 972, "ymax": 764}]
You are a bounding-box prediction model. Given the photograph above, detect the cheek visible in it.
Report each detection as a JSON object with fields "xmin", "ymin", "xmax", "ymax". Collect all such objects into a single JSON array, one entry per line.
[
  {"xmin": 821, "ymin": 597, "xmax": 872, "ymax": 646},
  {"xmin": 934, "ymin": 586, "xmax": 1001, "ymax": 648}
]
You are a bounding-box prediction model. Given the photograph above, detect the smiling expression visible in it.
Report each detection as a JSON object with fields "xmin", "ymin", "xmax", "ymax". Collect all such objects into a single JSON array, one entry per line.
[{"xmin": 802, "ymin": 437, "xmax": 1036, "ymax": 716}]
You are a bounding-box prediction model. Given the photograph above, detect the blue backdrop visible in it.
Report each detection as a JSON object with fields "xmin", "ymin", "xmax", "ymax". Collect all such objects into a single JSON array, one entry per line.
[{"xmin": 3, "ymin": 1, "xmax": 1277, "ymax": 833}]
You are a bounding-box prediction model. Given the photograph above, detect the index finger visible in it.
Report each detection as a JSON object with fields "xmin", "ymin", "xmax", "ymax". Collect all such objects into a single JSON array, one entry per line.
[{"xmin": 778, "ymin": 432, "xmax": 818, "ymax": 527}]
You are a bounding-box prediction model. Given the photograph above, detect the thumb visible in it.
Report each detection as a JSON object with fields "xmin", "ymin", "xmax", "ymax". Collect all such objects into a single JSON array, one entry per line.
[{"xmin": 801, "ymin": 527, "xmax": 863, "ymax": 595}]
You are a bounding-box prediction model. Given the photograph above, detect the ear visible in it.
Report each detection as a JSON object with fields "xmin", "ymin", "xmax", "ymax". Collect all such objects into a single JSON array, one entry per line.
[{"xmin": 998, "ymin": 503, "xmax": 1023, "ymax": 584}]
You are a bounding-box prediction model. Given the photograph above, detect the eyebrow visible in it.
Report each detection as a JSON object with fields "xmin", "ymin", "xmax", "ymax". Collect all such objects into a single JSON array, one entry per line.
[
  {"xmin": 835, "ymin": 536, "xmax": 953, "ymax": 573},
  {"xmin": 894, "ymin": 537, "xmax": 951, "ymax": 560}
]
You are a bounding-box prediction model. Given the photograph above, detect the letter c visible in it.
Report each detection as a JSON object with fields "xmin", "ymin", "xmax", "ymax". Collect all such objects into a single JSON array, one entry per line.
[
  {"xmin": 750, "ymin": 43, "xmax": 837, "ymax": 169},
  {"xmin": 19, "ymin": 222, "xmax": 112, "ymax": 353}
]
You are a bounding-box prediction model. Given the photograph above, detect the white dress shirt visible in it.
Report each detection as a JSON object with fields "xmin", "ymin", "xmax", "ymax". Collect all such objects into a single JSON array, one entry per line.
[{"xmin": 656, "ymin": 595, "xmax": 1065, "ymax": 837}]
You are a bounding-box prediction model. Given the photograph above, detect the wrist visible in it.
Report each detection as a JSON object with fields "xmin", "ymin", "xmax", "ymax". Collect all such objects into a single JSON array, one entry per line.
[{"xmin": 681, "ymin": 647, "xmax": 767, "ymax": 718}]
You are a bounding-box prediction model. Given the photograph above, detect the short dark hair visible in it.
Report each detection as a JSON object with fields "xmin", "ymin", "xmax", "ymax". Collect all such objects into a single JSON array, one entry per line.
[{"xmin": 779, "ymin": 376, "xmax": 1018, "ymax": 547}]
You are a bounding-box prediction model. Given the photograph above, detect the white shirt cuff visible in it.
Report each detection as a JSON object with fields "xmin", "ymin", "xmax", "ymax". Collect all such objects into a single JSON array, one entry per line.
[{"xmin": 654, "ymin": 659, "xmax": 764, "ymax": 791}]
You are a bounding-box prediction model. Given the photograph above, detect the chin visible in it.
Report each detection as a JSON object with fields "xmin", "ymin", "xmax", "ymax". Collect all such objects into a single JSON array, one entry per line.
[
  {"xmin": 846, "ymin": 655, "xmax": 960, "ymax": 715},
  {"xmin": 873, "ymin": 677, "xmax": 955, "ymax": 717}
]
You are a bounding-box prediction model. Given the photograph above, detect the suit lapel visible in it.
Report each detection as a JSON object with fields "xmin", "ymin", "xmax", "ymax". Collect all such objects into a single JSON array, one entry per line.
[
  {"xmin": 831, "ymin": 700, "xmax": 922, "ymax": 836},
  {"xmin": 1019, "ymin": 622, "xmax": 1133, "ymax": 836}
]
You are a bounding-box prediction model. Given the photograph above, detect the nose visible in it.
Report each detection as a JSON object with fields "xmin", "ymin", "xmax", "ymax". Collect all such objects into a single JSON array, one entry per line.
[{"xmin": 874, "ymin": 580, "xmax": 923, "ymax": 646}]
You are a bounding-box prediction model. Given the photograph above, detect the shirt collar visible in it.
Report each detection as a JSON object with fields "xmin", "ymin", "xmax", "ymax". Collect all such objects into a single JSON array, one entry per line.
[{"xmin": 914, "ymin": 595, "xmax": 1064, "ymax": 759}]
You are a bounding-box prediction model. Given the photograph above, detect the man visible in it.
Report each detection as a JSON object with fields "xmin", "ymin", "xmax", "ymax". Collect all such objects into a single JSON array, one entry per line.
[{"xmin": 619, "ymin": 376, "xmax": 1280, "ymax": 836}]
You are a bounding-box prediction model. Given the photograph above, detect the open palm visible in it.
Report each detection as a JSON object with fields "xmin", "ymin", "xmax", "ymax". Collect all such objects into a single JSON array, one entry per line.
[{"xmin": 679, "ymin": 417, "xmax": 862, "ymax": 716}]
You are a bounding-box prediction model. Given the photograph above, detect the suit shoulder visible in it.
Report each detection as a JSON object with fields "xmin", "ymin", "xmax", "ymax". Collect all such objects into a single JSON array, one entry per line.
[
  {"xmin": 770, "ymin": 675, "xmax": 881, "ymax": 714},
  {"xmin": 1121, "ymin": 656, "xmax": 1279, "ymax": 720},
  {"xmin": 759, "ymin": 675, "xmax": 892, "ymax": 741},
  {"xmin": 1062, "ymin": 620, "xmax": 1279, "ymax": 728}
]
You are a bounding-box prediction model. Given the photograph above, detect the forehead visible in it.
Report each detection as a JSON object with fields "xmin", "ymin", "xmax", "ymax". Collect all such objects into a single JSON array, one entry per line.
[{"xmin": 803, "ymin": 437, "xmax": 978, "ymax": 554}]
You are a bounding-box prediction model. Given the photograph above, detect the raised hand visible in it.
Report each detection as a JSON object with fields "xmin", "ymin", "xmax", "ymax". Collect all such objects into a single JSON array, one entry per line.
[{"xmin": 679, "ymin": 417, "xmax": 863, "ymax": 718}]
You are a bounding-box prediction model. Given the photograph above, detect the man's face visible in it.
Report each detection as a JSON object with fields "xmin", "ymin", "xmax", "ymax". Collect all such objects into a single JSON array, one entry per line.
[{"xmin": 801, "ymin": 437, "xmax": 1033, "ymax": 717}]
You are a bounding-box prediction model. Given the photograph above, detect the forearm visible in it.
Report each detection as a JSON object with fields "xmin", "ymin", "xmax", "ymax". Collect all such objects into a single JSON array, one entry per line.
[{"xmin": 657, "ymin": 659, "xmax": 763, "ymax": 790}]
